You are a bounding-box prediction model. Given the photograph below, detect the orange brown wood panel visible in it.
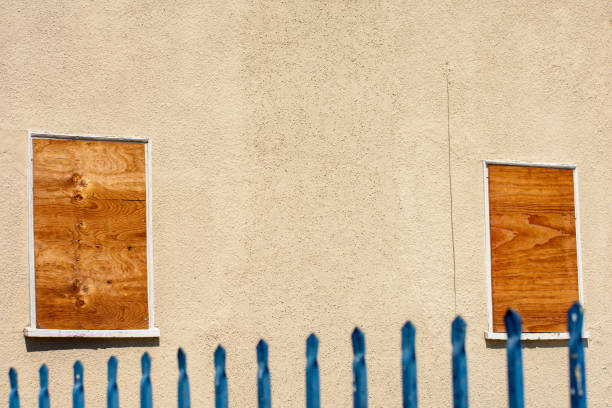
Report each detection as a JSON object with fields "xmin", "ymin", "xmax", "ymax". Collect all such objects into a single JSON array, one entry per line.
[
  {"xmin": 488, "ymin": 165, "xmax": 579, "ymax": 332},
  {"xmin": 33, "ymin": 138, "xmax": 148, "ymax": 329}
]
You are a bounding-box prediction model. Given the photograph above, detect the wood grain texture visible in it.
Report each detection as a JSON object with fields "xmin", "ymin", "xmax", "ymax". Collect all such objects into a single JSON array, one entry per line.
[
  {"xmin": 488, "ymin": 165, "xmax": 579, "ymax": 332},
  {"xmin": 32, "ymin": 138, "xmax": 148, "ymax": 329}
]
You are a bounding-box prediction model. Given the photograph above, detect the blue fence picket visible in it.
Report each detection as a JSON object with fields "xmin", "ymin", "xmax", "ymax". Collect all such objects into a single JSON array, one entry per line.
[
  {"xmin": 214, "ymin": 346, "xmax": 228, "ymax": 408},
  {"xmin": 73, "ymin": 361, "xmax": 84, "ymax": 408},
  {"xmin": 2, "ymin": 307, "xmax": 592, "ymax": 408},
  {"xmin": 451, "ymin": 317, "xmax": 468, "ymax": 408},
  {"xmin": 306, "ymin": 334, "xmax": 320, "ymax": 408},
  {"xmin": 257, "ymin": 340, "xmax": 271, "ymax": 408},
  {"xmin": 568, "ymin": 302, "xmax": 586, "ymax": 408},
  {"xmin": 9, "ymin": 368, "xmax": 19, "ymax": 408},
  {"xmin": 177, "ymin": 348, "xmax": 191, "ymax": 408},
  {"xmin": 107, "ymin": 357, "xmax": 119, "ymax": 408},
  {"xmin": 352, "ymin": 327, "xmax": 367, "ymax": 408},
  {"xmin": 504, "ymin": 309, "xmax": 524, "ymax": 408},
  {"xmin": 39, "ymin": 364, "xmax": 49, "ymax": 408},
  {"xmin": 401, "ymin": 322, "xmax": 417, "ymax": 408},
  {"xmin": 140, "ymin": 353, "xmax": 152, "ymax": 408}
]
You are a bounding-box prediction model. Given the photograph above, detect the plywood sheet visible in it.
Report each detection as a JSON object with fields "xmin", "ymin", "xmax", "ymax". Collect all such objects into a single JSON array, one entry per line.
[
  {"xmin": 488, "ymin": 165, "xmax": 579, "ymax": 332},
  {"xmin": 32, "ymin": 138, "xmax": 148, "ymax": 329}
]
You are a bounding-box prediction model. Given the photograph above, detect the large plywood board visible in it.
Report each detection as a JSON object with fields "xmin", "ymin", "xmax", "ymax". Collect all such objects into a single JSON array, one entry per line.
[
  {"xmin": 32, "ymin": 138, "xmax": 148, "ymax": 329},
  {"xmin": 488, "ymin": 165, "xmax": 579, "ymax": 333}
]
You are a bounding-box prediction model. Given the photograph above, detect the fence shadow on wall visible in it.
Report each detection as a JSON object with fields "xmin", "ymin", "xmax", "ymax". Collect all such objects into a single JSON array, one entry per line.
[{"xmin": 485, "ymin": 337, "xmax": 588, "ymax": 350}]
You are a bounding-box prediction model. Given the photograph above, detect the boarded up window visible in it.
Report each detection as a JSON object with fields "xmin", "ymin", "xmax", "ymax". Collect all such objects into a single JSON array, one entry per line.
[
  {"xmin": 487, "ymin": 164, "xmax": 580, "ymax": 333},
  {"xmin": 32, "ymin": 137, "xmax": 150, "ymax": 330}
]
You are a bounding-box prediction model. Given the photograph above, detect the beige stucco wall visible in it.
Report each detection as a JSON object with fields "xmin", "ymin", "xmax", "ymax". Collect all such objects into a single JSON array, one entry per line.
[{"xmin": 1, "ymin": 1, "xmax": 611, "ymax": 406}]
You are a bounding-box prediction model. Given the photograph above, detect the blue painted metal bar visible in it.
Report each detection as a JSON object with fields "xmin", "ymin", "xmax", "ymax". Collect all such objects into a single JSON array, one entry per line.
[
  {"xmin": 257, "ymin": 340, "xmax": 271, "ymax": 408},
  {"xmin": 177, "ymin": 348, "xmax": 191, "ymax": 408},
  {"xmin": 504, "ymin": 309, "xmax": 524, "ymax": 408},
  {"xmin": 568, "ymin": 302, "xmax": 587, "ymax": 408},
  {"xmin": 451, "ymin": 317, "xmax": 468, "ymax": 408},
  {"xmin": 107, "ymin": 357, "xmax": 119, "ymax": 408},
  {"xmin": 9, "ymin": 368, "xmax": 19, "ymax": 408},
  {"xmin": 73, "ymin": 361, "xmax": 84, "ymax": 408},
  {"xmin": 214, "ymin": 346, "xmax": 228, "ymax": 408},
  {"xmin": 39, "ymin": 364, "xmax": 49, "ymax": 408},
  {"xmin": 140, "ymin": 353, "xmax": 152, "ymax": 408},
  {"xmin": 401, "ymin": 322, "xmax": 417, "ymax": 408},
  {"xmin": 5, "ymin": 311, "xmax": 594, "ymax": 407},
  {"xmin": 352, "ymin": 327, "xmax": 367, "ymax": 408},
  {"xmin": 306, "ymin": 334, "xmax": 320, "ymax": 408}
]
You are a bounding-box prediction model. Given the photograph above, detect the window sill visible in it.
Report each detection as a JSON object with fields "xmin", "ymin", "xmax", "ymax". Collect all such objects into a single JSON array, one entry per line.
[
  {"xmin": 484, "ymin": 331, "xmax": 590, "ymax": 341},
  {"xmin": 23, "ymin": 327, "xmax": 160, "ymax": 338}
]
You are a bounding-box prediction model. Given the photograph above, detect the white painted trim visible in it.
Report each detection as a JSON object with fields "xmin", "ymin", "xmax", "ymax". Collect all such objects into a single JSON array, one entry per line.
[
  {"xmin": 27, "ymin": 131, "xmax": 36, "ymax": 329},
  {"xmin": 484, "ymin": 331, "xmax": 589, "ymax": 341},
  {"xmin": 144, "ymin": 138, "xmax": 155, "ymax": 330},
  {"xmin": 29, "ymin": 131, "xmax": 148, "ymax": 143},
  {"xmin": 483, "ymin": 160, "xmax": 584, "ymax": 337},
  {"xmin": 24, "ymin": 327, "xmax": 160, "ymax": 338},
  {"xmin": 573, "ymin": 166, "xmax": 584, "ymax": 309},
  {"xmin": 483, "ymin": 161, "xmax": 493, "ymax": 332},
  {"xmin": 483, "ymin": 160, "xmax": 577, "ymax": 169},
  {"xmin": 26, "ymin": 132, "xmax": 158, "ymax": 337}
]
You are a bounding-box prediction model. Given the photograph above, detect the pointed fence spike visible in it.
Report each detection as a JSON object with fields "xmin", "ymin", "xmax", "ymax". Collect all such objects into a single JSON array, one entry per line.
[
  {"xmin": 107, "ymin": 357, "xmax": 119, "ymax": 408},
  {"xmin": 568, "ymin": 302, "xmax": 587, "ymax": 408},
  {"xmin": 177, "ymin": 348, "xmax": 191, "ymax": 408},
  {"xmin": 401, "ymin": 322, "xmax": 417, "ymax": 408},
  {"xmin": 140, "ymin": 353, "xmax": 152, "ymax": 408},
  {"xmin": 352, "ymin": 328, "xmax": 367, "ymax": 408},
  {"xmin": 9, "ymin": 368, "xmax": 19, "ymax": 408},
  {"xmin": 504, "ymin": 309, "xmax": 524, "ymax": 408},
  {"xmin": 214, "ymin": 346, "xmax": 228, "ymax": 408},
  {"xmin": 352, "ymin": 328, "xmax": 365, "ymax": 357},
  {"xmin": 73, "ymin": 361, "xmax": 84, "ymax": 408},
  {"xmin": 257, "ymin": 340, "xmax": 271, "ymax": 408},
  {"xmin": 39, "ymin": 364, "xmax": 49, "ymax": 408},
  {"xmin": 306, "ymin": 334, "xmax": 320, "ymax": 408},
  {"xmin": 142, "ymin": 352, "xmax": 151, "ymax": 375},
  {"xmin": 451, "ymin": 317, "xmax": 468, "ymax": 408}
]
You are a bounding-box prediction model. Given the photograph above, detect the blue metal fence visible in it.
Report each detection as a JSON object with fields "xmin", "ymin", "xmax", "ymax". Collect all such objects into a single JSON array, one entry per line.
[{"xmin": 8, "ymin": 302, "xmax": 587, "ymax": 407}]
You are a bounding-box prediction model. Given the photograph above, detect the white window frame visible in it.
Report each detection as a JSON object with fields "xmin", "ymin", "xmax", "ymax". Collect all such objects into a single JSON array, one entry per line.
[
  {"xmin": 483, "ymin": 160, "xmax": 588, "ymax": 341},
  {"xmin": 24, "ymin": 131, "xmax": 159, "ymax": 338}
]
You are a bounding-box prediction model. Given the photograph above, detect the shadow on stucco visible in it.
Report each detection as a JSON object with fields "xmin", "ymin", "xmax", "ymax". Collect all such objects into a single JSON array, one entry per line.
[
  {"xmin": 24, "ymin": 337, "xmax": 159, "ymax": 352},
  {"xmin": 485, "ymin": 339, "xmax": 589, "ymax": 349}
]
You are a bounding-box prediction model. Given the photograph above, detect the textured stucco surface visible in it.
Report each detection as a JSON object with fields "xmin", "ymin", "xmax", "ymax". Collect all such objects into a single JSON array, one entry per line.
[{"xmin": 1, "ymin": 1, "xmax": 611, "ymax": 407}]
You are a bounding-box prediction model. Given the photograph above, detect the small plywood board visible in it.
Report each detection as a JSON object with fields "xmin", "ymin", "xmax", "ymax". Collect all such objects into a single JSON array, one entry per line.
[
  {"xmin": 488, "ymin": 164, "xmax": 579, "ymax": 333},
  {"xmin": 32, "ymin": 137, "xmax": 149, "ymax": 329}
]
